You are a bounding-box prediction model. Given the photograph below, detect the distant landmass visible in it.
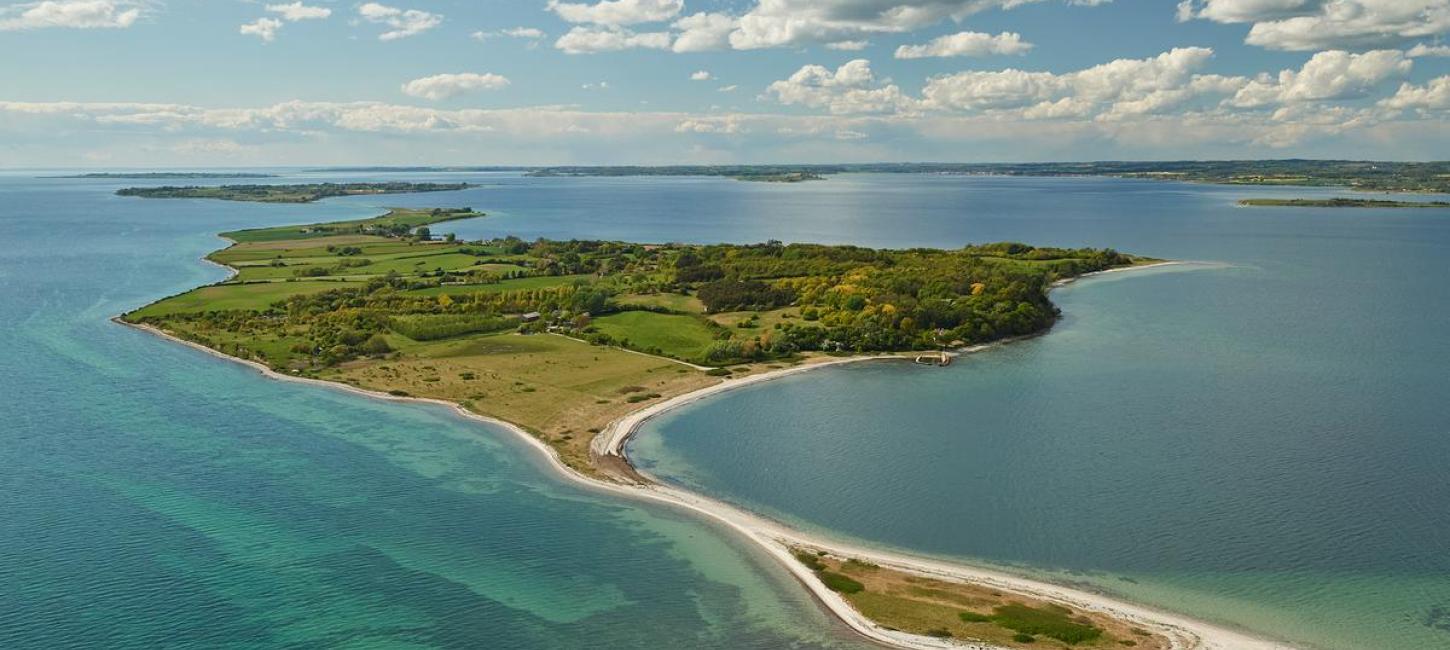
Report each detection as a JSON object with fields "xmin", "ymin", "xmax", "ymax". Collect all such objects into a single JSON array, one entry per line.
[
  {"xmin": 1240, "ymin": 198, "xmax": 1450, "ymax": 208},
  {"xmin": 115, "ymin": 182, "xmax": 472, "ymax": 203},
  {"xmin": 520, "ymin": 160, "xmax": 1450, "ymax": 193},
  {"xmin": 56, "ymin": 172, "xmax": 277, "ymax": 179}
]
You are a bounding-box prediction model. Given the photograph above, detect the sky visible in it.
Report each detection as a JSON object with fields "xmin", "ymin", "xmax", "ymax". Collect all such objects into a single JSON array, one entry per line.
[{"xmin": 1, "ymin": 0, "xmax": 1448, "ymax": 167}]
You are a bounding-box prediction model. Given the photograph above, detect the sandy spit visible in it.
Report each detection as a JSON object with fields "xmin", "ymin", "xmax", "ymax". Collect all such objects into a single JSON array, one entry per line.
[{"xmin": 113, "ymin": 260, "xmax": 1290, "ymax": 650}]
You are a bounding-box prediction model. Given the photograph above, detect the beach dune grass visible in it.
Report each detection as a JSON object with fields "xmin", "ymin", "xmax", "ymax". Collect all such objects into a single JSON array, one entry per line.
[
  {"xmin": 795, "ymin": 551, "xmax": 1163, "ymax": 649},
  {"xmin": 325, "ymin": 333, "xmax": 715, "ymax": 473}
]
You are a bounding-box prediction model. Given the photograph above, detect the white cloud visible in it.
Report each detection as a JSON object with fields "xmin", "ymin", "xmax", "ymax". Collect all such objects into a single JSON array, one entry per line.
[
  {"xmin": 675, "ymin": 116, "xmax": 746, "ymax": 133},
  {"xmin": 4, "ymin": 98, "xmax": 1448, "ymax": 163},
  {"xmin": 0, "ymin": 0, "xmax": 143, "ymax": 31},
  {"xmin": 921, "ymin": 46, "xmax": 1234, "ymax": 119},
  {"xmin": 1379, "ymin": 75, "xmax": 1450, "ymax": 110},
  {"xmin": 472, "ymin": 26, "xmax": 546, "ymax": 42},
  {"xmin": 1408, "ymin": 42, "xmax": 1450, "ymax": 56},
  {"xmin": 718, "ymin": 84, "xmax": 739, "ymax": 92},
  {"xmin": 265, "ymin": 2, "xmax": 330, "ymax": 21},
  {"xmin": 1226, "ymin": 49, "xmax": 1412, "ymax": 107},
  {"xmin": 671, "ymin": 11, "xmax": 735, "ymax": 51},
  {"xmin": 894, "ymin": 31, "xmax": 1033, "ymax": 58},
  {"xmin": 555, "ymin": 25, "xmax": 671, "ymax": 53},
  {"xmin": 690, "ymin": 70, "xmax": 713, "ymax": 80},
  {"xmin": 502, "ymin": 26, "xmax": 545, "ymax": 38},
  {"xmin": 766, "ymin": 59, "xmax": 918, "ymax": 114},
  {"xmin": 729, "ymin": 0, "xmax": 1097, "ymax": 49},
  {"xmin": 401, "ymin": 73, "xmax": 511, "ymax": 101},
  {"xmin": 239, "ymin": 17, "xmax": 282, "ymax": 42},
  {"xmin": 582, "ymin": 81, "xmax": 611, "ymax": 89},
  {"xmin": 548, "ymin": 0, "xmax": 682, "ymax": 26},
  {"xmin": 1179, "ymin": 0, "xmax": 1450, "ymax": 51},
  {"xmin": 358, "ymin": 2, "xmax": 441, "ymax": 41},
  {"xmin": 825, "ymin": 39, "xmax": 870, "ymax": 50}
]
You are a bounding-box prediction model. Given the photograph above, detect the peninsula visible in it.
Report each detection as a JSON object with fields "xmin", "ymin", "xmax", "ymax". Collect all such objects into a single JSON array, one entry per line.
[
  {"xmin": 115, "ymin": 182, "xmax": 471, "ymax": 203},
  {"xmin": 119, "ymin": 201, "xmax": 1281, "ymax": 650}
]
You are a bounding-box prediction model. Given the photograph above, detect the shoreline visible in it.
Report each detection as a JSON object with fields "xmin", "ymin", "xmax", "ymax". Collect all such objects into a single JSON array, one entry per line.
[{"xmin": 113, "ymin": 258, "xmax": 1288, "ymax": 650}]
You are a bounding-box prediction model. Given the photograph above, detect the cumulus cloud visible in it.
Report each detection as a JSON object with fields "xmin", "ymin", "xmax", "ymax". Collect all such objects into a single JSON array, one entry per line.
[
  {"xmin": 921, "ymin": 47, "xmax": 1238, "ymax": 119},
  {"xmin": 239, "ymin": 2, "xmax": 328, "ymax": 42},
  {"xmin": 0, "ymin": 0, "xmax": 144, "ymax": 31},
  {"xmin": 239, "ymin": 17, "xmax": 282, "ymax": 42},
  {"xmin": 1379, "ymin": 75, "xmax": 1450, "ymax": 110},
  {"xmin": 671, "ymin": 11, "xmax": 735, "ymax": 51},
  {"xmin": 1408, "ymin": 42, "xmax": 1450, "ymax": 56},
  {"xmin": 4, "ymin": 98, "xmax": 1447, "ymax": 162},
  {"xmin": 265, "ymin": 2, "xmax": 330, "ymax": 21},
  {"xmin": 358, "ymin": 2, "xmax": 441, "ymax": 41},
  {"xmin": 1226, "ymin": 49, "xmax": 1412, "ymax": 107},
  {"xmin": 729, "ymin": 0, "xmax": 1095, "ymax": 49},
  {"xmin": 1178, "ymin": 0, "xmax": 1450, "ymax": 51},
  {"xmin": 894, "ymin": 31, "xmax": 1033, "ymax": 58},
  {"xmin": 766, "ymin": 59, "xmax": 918, "ymax": 114},
  {"xmin": 548, "ymin": 0, "xmax": 682, "ymax": 26},
  {"xmin": 401, "ymin": 73, "xmax": 511, "ymax": 101},
  {"xmin": 690, "ymin": 70, "xmax": 713, "ymax": 80},
  {"xmin": 675, "ymin": 116, "xmax": 746, "ymax": 133},
  {"xmin": 555, "ymin": 25, "xmax": 671, "ymax": 53}
]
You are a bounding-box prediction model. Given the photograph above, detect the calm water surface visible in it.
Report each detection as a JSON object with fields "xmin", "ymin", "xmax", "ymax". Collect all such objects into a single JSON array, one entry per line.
[
  {"xmin": 4, "ymin": 172, "xmax": 1447, "ymax": 650},
  {"xmin": 0, "ymin": 174, "xmax": 865, "ymax": 649}
]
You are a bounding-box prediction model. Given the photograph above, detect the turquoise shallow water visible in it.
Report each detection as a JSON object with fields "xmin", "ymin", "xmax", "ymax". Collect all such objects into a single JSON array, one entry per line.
[
  {"xmin": 5, "ymin": 172, "xmax": 1448, "ymax": 649},
  {"xmin": 0, "ymin": 175, "xmax": 865, "ymax": 649}
]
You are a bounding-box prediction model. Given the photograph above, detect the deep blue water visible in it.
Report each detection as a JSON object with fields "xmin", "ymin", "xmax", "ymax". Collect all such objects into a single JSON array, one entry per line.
[{"xmin": 4, "ymin": 171, "xmax": 1447, "ymax": 649}]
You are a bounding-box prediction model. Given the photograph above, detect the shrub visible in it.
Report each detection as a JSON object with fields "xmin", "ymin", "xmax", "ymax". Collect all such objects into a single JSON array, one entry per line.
[
  {"xmin": 958, "ymin": 611, "xmax": 991, "ymax": 623},
  {"xmin": 1013, "ymin": 633, "xmax": 1035, "ymax": 643},
  {"xmin": 793, "ymin": 551, "xmax": 824, "ymax": 572},
  {"xmin": 991, "ymin": 604, "xmax": 1102, "ymax": 645},
  {"xmin": 925, "ymin": 629, "xmax": 952, "ymax": 639},
  {"xmin": 818, "ymin": 571, "xmax": 864, "ymax": 594},
  {"xmin": 705, "ymin": 367, "xmax": 732, "ymax": 376}
]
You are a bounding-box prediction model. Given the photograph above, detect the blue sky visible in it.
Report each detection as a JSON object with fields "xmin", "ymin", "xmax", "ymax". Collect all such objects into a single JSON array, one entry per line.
[{"xmin": 2, "ymin": 0, "xmax": 1448, "ymax": 166}]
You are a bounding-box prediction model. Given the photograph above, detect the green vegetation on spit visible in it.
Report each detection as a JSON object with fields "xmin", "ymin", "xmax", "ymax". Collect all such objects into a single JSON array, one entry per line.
[
  {"xmin": 122, "ymin": 205, "xmax": 1149, "ymax": 476},
  {"xmin": 1239, "ymin": 197, "xmax": 1450, "ymax": 208},
  {"xmin": 789, "ymin": 550, "xmax": 1159, "ymax": 649},
  {"xmin": 115, "ymin": 182, "xmax": 471, "ymax": 203}
]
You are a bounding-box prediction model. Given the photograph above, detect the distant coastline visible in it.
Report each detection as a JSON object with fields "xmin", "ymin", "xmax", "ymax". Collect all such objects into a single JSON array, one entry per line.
[{"xmin": 52, "ymin": 172, "xmax": 277, "ymax": 179}]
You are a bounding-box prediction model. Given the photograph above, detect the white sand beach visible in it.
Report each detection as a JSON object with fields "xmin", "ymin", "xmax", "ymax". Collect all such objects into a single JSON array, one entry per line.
[{"xmin": 114, "ymin": 259, "xmax": 1290, "ymax": 650}]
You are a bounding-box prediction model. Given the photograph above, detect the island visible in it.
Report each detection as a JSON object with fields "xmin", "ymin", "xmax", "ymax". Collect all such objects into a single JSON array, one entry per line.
[
  {"xmin": 734, "ymin": 171, "xmax": 825, "ymax": 183},
  {"xmin": 57, "ymin": 172, "xmax": 277, "ymax": 179},
  {"xmin": 1238, "ymin": 198, "xmax": 1450, "ymax": 208},
  {"xmin": 116, "ymin": 200, "xmax": 1265, "ymax": 650},
  {"xmin": 115, "ymin": 182, "xmax": 471, "ymax": 203}
]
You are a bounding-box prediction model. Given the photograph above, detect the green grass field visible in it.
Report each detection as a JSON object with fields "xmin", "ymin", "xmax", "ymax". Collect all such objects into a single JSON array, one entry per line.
[
  {"xmin": 406, "ymin": 274, "xmax": 593, "ymax": 296},
  {"xmin": 222, "ymin": 208, "xmax": 481, "ymax": 243},
  {"xmin": 616, "ymin": 292, "xmax": 705, "ymax": 313},
  {"xmin": 130, "ymin": 280, "xmax": 364, "ymax": 318},
  {"xmin": 591, "ymin": 311, "xmax": 719, "ymax": 363}
]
